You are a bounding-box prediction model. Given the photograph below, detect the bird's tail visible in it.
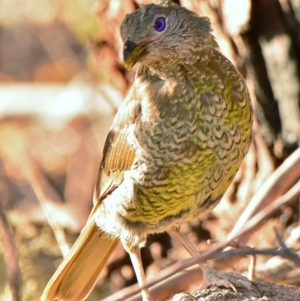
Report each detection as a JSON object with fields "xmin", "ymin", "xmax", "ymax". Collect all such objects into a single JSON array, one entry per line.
[{"xmin": 41, "ymin": 220, "xmax": 118, "ymax": 301}]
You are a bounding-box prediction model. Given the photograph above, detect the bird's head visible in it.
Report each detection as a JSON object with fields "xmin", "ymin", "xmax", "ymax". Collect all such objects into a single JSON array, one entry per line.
[{"xmin": 120, "ymin": 0, "xmax": 217, "ymax": 71}]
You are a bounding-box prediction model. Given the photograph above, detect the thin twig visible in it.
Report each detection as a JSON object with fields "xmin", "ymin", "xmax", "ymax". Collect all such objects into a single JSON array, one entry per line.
[
  {"xmin": 229, "ymin": 147, "xmax": 300, "ymax": 242},
  {"xmin": 248, "ymin": 253, "xmax": 256, "ymax": 281},
  {"xmin": 20, "ymin": 160, "xmax": 70, "ymax": 257},
  {"xmin": 228, "ymin": 180, "xmax": 300, "ymax": 242},
  {"xmin": 0, "ymin": 195, "xmax": 22, "ymax": 301}
]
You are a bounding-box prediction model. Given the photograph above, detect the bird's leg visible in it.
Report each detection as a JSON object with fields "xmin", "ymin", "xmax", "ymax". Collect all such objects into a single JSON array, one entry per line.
[
  {"xmin": 129, "ymin": 248, "xmax": 153, "ymax": 301},
  {"xmin": 170, "ymin": 229, "xmax": 260, "ymax": 294}
]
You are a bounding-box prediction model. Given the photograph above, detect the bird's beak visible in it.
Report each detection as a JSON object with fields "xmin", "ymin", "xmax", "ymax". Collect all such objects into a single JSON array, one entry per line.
[{"xmin": 123, "ymin": 40, "xmax": 150, "ymax": 70}]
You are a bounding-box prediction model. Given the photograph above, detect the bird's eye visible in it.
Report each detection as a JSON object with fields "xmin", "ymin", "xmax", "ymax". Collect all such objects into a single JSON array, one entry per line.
[{"xmin": 154, "ymin": 17, "xmax": 166, "ymax": 32}]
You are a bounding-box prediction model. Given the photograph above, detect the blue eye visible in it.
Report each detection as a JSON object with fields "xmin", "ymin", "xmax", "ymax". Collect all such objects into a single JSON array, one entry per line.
[{"xmin": 154, "ymin": 17, "xmax": 166, "ymax": 32}]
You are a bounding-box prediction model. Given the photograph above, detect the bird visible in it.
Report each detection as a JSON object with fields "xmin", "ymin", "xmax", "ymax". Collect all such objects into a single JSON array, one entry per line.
[{"xmin": 41, "ymin": 1, "xmax": 253, "ymax": 300}]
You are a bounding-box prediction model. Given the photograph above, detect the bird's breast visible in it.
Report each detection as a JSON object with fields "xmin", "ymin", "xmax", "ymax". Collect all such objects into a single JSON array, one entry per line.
[{"xmin": 119, "ymin": 60, "xmax": 252, "ymax": 227}]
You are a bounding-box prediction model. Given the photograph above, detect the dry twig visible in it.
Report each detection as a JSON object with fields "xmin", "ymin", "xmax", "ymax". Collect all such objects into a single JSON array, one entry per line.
[
  {"xmin": 229, "ymin": 147, "xmax": 300, "ymax": 243},
  {"xmin": 0, "ymin": 194, "xmax": 22, "ymax": 301}
]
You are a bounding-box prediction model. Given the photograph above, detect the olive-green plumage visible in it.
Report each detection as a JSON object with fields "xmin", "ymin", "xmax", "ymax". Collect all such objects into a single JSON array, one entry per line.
[{"xmin": 42, "ymin": 1, "xmax": 252, "ymax": 300}]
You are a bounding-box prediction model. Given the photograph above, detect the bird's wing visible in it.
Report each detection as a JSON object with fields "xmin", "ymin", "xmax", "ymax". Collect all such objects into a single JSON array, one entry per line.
[
  {"xmin": 89, "ymin": 94, "xmax": 141, "ymax": 217},
  {"xmin": 41, "ymin": 97, "xmax": 142, "ymax": 301}
]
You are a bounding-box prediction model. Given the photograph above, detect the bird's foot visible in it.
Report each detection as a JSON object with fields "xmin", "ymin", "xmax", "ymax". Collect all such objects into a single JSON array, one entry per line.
[{"xmin": 200, "ymin": 264, "xmax": 261, "ymax": 296}]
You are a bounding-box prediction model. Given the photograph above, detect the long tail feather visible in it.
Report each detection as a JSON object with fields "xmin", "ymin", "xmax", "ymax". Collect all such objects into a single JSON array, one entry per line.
[{"xmin": 42, "ymin": 221, "xmax": 118, "ymax": 301}]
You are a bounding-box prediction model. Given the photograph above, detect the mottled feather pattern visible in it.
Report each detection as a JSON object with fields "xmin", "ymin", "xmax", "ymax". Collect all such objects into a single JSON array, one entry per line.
[
  {"xmin": 109, "ymin": 45, "xmax": 252, "ymax": 227},
  {"xmin": 42, "ymin": 2, "xmax": 252, "ymax": 300}
]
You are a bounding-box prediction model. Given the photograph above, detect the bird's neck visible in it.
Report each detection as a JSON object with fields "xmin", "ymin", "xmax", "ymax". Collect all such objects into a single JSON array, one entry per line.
[{"xmin": 140, "ymin": 45, "xmax": 215, "ymax": 80}]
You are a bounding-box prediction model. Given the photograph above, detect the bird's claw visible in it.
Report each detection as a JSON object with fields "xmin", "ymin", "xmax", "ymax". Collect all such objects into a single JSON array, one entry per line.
[{"xmin": 200, "ymin": 266, "xmax": 261, "ymax": 297}]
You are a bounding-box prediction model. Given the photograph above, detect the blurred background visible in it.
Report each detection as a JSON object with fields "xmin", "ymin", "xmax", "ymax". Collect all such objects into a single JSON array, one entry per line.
[{"xmin": 0, "ymin": 0, "xmax": 300, "ymax": 300}]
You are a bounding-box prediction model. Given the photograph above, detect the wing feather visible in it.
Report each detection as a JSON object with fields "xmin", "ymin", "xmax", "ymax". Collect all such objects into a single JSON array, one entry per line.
[{"xmin": 90, "ymin": 96, "xmax": 140, "ymax": 215}]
